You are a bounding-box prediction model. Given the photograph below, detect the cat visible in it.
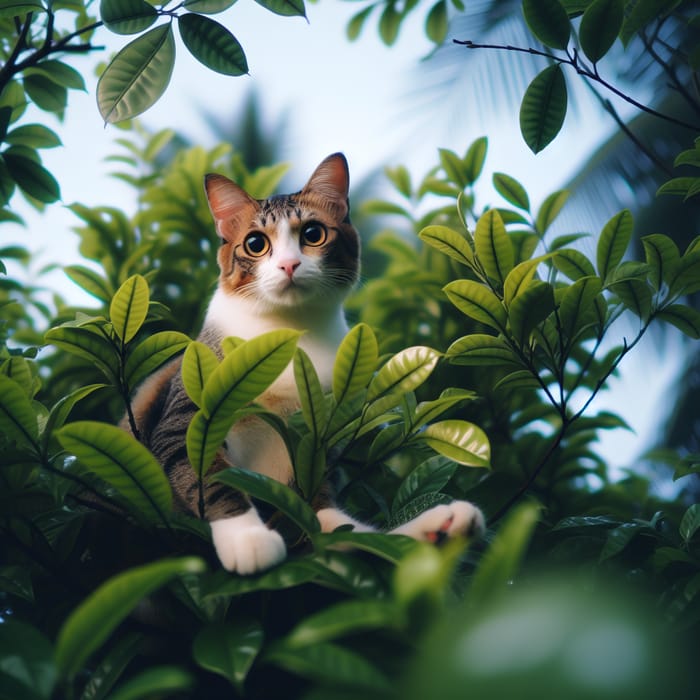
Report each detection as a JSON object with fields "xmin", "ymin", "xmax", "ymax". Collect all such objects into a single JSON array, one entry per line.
[{"xmin": 126, "ymin": 153, "xmax": 485, "ymax": 574}]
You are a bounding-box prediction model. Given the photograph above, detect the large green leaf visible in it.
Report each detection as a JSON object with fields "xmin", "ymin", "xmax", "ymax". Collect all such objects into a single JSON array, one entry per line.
[
  {"xmin": 5, "ymin": 123, "xmax": 61, "ymax": 149},
  {"xmin": 332, "ymin": 322, "xmax": 378, "ymax": 405},
  {"xmin": 294, "ymin": 431, "xmax": 326, "ymax": 500},
  {"xmin": 107, "ymin": 666, "xmax": 194, "ymax": 700},
  {"xmin": 417, "ymin": 419, "xmax": 491, "ymax": 467},
  {"xmin": 178, "ymin": 13, "xmax": 248, "ymax": 75},
  {"xmin": 254, "ymin": 0, "xmax": 306, "ymax": 17},
  {"xmin": 520, "ymin": 64, "xmax": 568, "ymax": 154},
  {"xmin": 609, "ymin": 278, "xmax": 652, "ymax": 320},
  {"xmin": 0, "ymin": 375, "xmax": 38, "ymax": 450},
  {"xmin": 642, "ymin": 233, "xmax": 680, "ymax": 291},
  {"xmin": 558, "ymin": 276, "xmax": 602, "ymax": 341},
  {"xmin": 656, "ymin": 305, "xmax": 700, "ymax": 339},
  {"xmin": 493, "ymin": 172, "xmax": 530, "ymax": 211},
  {"xmin": 42, "ymin": 384, "xmax": 106, "ymax": 444},
  {"xmin": 97, "ymin": 23, "xmax": 176, "ymax": 123},
  {"xmin": 192, "ymin": 619, "xmax": 263, "ymax": 691},
  {"xmin": 64, "ymin": 264, "xmax": 114, "ymax": 302},
  {"xmin": 392, "ymin": 455, "xmax": 458, "ymax": 515},
  {"xmin": 522, "ymin": 0, "xmax": 571, "ymax": 48},
  {"xmin": 212, "ymin": 467, "xmax": 320, "ymax": 535},
  {"xmin": 23, "ymin": 74, "xmax": 67, "ymax": 113},
  {"xmin": 44, "ymin": 326, "xmax": 118, "ymax": 381},
  {"xmin": 535, "ymin": 189, "xmax": 569, "ymax": 233},
  {"xmin": 411, "ymin": 388, "xmax": 476, "ymax": 431},
  {"xmin": 312, "ymin": 531, "xmax": 419, "ymax": 564},
  {"xmin": 469, "ymin": 502, "xmax": 540, "ymax": 605},
  {"xmin": 579, "ymin": 0, "xmax": 623, "ymax": 62},
  {"xmin": 55, "ymin": 557, "xmax": 204, "ymax": 679},
  {"xmin": 446, "ymin": 334, "xmax": 520, "ymax": 366},
  {"xmin": 508, "ymin": 280, "xmax": 555, "ymax": 348},
  {"xmin": 124, "ymin": 331, "xmax": 190, "ymax": 388},
  {"xmin": 110, "ymin": 274, "xmax": 150, "ymax": 344},
  {"xmin": 474, "ymin": 209, "xmax": 514, "ymax": 284},
  {"xmin": 503, "ymin": 257, "xmax": 546, "ymax": 307},
  {"xmin": 597, "ymin": 209, "xmax": 633, "ymax": 282},
  {"xmin": 552, "ymin": 248, "xmax": 596, "ymax": 281},
  {"xmin": 419, "ymin": 224, "xmax": 476, "ymax": 268},
  {"xmin": 181, "ymin": 340, "xmax": 219, "ymax": 408},
  {"xmin": 294, "ymin": 348, "xmax": 328, "ymax": 439},
  {"xmin": 100, "ymin": 0, "xmax": 158, "ymax": 35},
  {"xmin": 57, "ymin": 421, "xmax": 173, "ymax": 521},
  {"xmin": 2, "ymin": 147, "xmax": 60, "ymax": 202},
  {"xmin": 366, "ymin": 346, "xmax": 440, "ymax": 402},
  {"xmin": 443, "ymin": 280, "xmax": 507, "ymax": 332}
]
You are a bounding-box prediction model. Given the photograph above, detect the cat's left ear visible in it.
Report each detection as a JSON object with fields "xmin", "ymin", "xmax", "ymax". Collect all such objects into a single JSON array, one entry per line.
[{"xmin": 302, "ymin": 153, "xmax": 350, "ymax": 216}]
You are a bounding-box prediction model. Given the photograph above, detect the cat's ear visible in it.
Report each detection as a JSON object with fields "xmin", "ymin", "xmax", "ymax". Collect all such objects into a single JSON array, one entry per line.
[
  {"xmin": 204, "ymin": 174, "xmax": 260, "ymax": 241},
  {"xmin": 302, "ymin": 153, "xmax": 350, "ymax": 215}
]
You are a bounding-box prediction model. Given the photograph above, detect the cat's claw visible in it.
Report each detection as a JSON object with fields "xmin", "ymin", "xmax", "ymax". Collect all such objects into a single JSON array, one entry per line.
[
  {"xmin": 211, "ymin": 513, "xmax": 286, "ymax": 575},
  {"xmin": 392, "ymin": 501, "xmax": 485, "ymax": 543}
]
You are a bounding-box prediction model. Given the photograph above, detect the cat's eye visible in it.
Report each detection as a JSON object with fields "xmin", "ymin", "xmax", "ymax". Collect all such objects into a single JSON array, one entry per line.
[
  {"xmin": 243, "ymin": 232, "xmax": 270, "ymax": 257},
  {"xmin": 301, "ymin": 222, "xmax": 327, "ymax": 247}
]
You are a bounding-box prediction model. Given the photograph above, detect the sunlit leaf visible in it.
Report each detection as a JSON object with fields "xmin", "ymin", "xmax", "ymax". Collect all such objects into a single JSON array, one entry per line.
[
  {"xmin": 419, "ymin": 224, "xmax": 475, "ymax": 268},
  {"xmin": 100, "ymin": 0, "xmax": 158, "ymax": 35},
  {"xmin": 64, "ymin": 264, "xmax": 113, "ymax": 302},
  {"xmin": 520, "ymin": 65, "xmax": 568, "ymax": 153},
  {"xmin": 411, "ymin": 388, "xmax": 476, "ymax": 431},
  {"xmin": 178, "ymin": 13, "xmax": 248, "ymax": 75},
  {"xmin": 294, "ymin": 350, "xmax": 328, "ymax": 441},
  {"xmin": 418, "ymin": 419, "xmax": 490, "ymax": 467},
  {"xmin": 44, "ymin": 326, "xmax": 118, "ymax": 381},
  {"xmin": 110, "ymin": 274, "xmax": 150, "ymax": 344},
  {"xmin": 57, "ymin": 421, "xmax": 173, "ymax": 521},
  {"xmin": 333, "ymin": 322, "xmax": 378, "ymax": 406},
  {"xmin": 558, "ymin": 276, "xmax": 603, "ymax": 341},
  {"xmin": 97, "ymin": 23, "xmax": 176, "ymax": 123},
  {"xmin": 181, "ymin": 340, "xmax": 219, "ymax": 408},
  {"xmin": 552, "ymin": 248, "xmax": 596, "ymax": 281},
  {"xmin": 522, "ymin": 0, "xmax": 571, "ymax": 49},
  {"xmin": 294, "ymin": 431, "xmax": 326, "ymax": 500},
  {"xmin": 124, "ymin": 331, "xmax": 190, "ymax": 388},
  {"xmin": 579, "ymin": 0, "xmax": 623, "ymax": 62},
  {"xmin": 597, "ymin": 209, "xmax": 633, "ymax": 282},
  {"xmin": 444, "ymin": 280, "xmax": 507, "ymax": 332},
  {"xmin": 192, "ymin": 619, "xmax": 263, "ymax": 691},
  {"xmin": 446, "ymin": 333, "xmax": 519, "ymax": 366},
  {"xmin": 366, "ymin": 346, "xmax": 440, "ymax": 402},
  {"xmin": 212, "ymin": 467, "xmax": 320, "ymax": 535},
  {"xmin": 608, "ymin": 278, "xmax": 652, "ymax": 320},
  {"xmin": 55, "ymin": 557, "xmax": 204, "ymax": 679},
  {"xmin": 474, "ymin": 209, "xmax": 514, "ymax": 284},
  {"xmin": 508, "ymin": 280, "xmax": 555, "ymax": 347}
]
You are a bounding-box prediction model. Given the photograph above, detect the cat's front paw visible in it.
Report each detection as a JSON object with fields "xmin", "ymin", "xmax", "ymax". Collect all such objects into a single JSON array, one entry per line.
[
  {"xmin": 211, "ymin": 512, "xmax": 286, "ymax": 575},
  {"xmin": 392, "ymin": 501, "xmax": 485, "ymax": 543}
]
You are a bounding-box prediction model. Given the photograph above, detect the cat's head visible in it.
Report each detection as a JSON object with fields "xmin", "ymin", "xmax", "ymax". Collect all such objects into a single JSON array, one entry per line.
[{"xmin": 204, "ymin": 153, "xmax": 360, "ymax": 312}]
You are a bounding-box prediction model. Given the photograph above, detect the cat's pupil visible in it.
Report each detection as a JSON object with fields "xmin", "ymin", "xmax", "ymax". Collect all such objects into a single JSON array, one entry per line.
[
  {"xmin": 302, "ymin": 222, "xmax": 327, "ymax": 246},
  {"xmin": 244, "ymin": 232, "xmax": 269, "ymax": 257}
]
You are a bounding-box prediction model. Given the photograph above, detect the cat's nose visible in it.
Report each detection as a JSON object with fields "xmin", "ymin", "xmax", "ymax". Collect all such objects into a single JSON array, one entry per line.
[{"xmin": 279, "ymin": 259, "xmax": 301, "ymax": 279}]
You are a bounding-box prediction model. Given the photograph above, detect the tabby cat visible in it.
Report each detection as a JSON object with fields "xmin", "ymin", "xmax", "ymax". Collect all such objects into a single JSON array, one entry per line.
[{"xmin": 127, "ymin": 153, "xmax": 484, "ymax": 574}]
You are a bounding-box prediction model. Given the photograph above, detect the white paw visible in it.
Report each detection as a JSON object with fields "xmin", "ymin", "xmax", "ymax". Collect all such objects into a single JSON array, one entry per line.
[
  {"xmin": 391, "ymin": 501, "xmax": 485, "ymax": 543},
  {"xmin": 210, "ymin": 511, "xmax": 286, "ymax": 575}
]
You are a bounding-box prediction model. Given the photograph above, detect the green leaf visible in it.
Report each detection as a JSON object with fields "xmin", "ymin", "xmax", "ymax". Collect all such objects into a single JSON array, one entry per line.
[
  {"xmin": 620, "ymin": 0, "xmax": 677, "ymax": 45},
  {"xmin": 25, "ymin": 60, "xmax": 86, "ymax": 90},
  {"xmin": 5, "ymin": 124, "xmax": 61, "ymax": 149},
  {"xmin": 670, "ymin": 250, "xmax": 700, "ymax": 297},
  {"xmin": 55, "ymin": 557, "xmax": 204, "ymax": 679},
  {"xmin": 535, "ymin": 189, "xmax": 569, "ymax": 233},
  {"xmin": 493, "ymin": 369, "xmax": 542, "ymax": 392},
  {"xmin": 411, "ymin": 388, "xmax": 476, "ymax": 431},
  {"xmin": 0, "ymin": 1, "xmax": 45, "ymax": 18},
  {"xmin": 294, "ymin": 348, "xmax": 328, "ymax": 439},
  {"xmin": 522, "ymin": 0, "xmax": 571, "ymax": 48},
  {"xmin": 43, "ymin": 384, "xmax": 106, "ymax": 442},
  {"xmin": 599, "ymin": 522, "xmax": 641, "ymax": 562},
  {"xmin": 0, "ymin": 157, "xmax": 15, "ymax": 204},
  {"xmin": 0, "ymin": 375, "xmax": 38, "ymax": 450},
  {"xmin": 503, "ymin": 257, "xmax": 546, "ymax": 307},
  {"xmin": 463, "ymin": 136, "xmax": 488, "ymax": 184},
  {"xmin": 439, "ymin": 147, "xmax": 469, "ymax": 189},
  {"xmin": 3, "ymin": 148, "xmax": 60, "ymax": 202},
  {"xmin": 124, "ymin": 331, "xmax": 190, "ymax": 388},
  {"xmin": 366, "ymin": 346, "xmax": 440, "ymax": 402},
  {"xmin": 57, "ymin": 421, "xmax": 173, "ymax": 521},
  {"xmin": 97, "ymin": 23, "xmax": 176, "ymax": 123},
  {"xmin": 608, "ymin": 278, "xmax": 652, "ymax": 320},
  {"xmin": 443, "ymin": 280, "xmax": 507, "ymax": 332},
  {"xmin": 192, "ymin": 619, "xmax": 263, "ymax": 691},
  {"xmin": 656, "ymin": 305, "xmax": 700, "ymax": 339},
  {"xmin": 181, "ymin": 340, "xmax": 219, "ymax": 407},
  {"xmin": 597, "ymin": 209, "xmax": 633, "ymax": 282},
  {"xmin": 417, "ymin": 419, "xmax": 491, "ymax": 467},
  {"xmin": 178, "ymin": 13, "xmax": 248, "ymax": 75},
  {"xmin": 333, "ymin": 323, "xmax": 378, "ymax": 406},
  {"xmin": 294, "ymin": 432, "xmax": 327, "ymax": 500},
  {"xmin": 508, "ymin": 280, "xmax": 555, "ymax": 347},
  {"xmin": 64, "ymin": 264, "xmax": 114, "ymax": 302},
  {"xmin": 680, "ymin": 504, "xmax": 700, "ymax": 542},
  {"xmin": 474, "ymin": 209, "xmax": 514, "ymax": 284},
  {"xmin": 393, "ymin": 455, "xmax": 458, "ymax": 514},
  {"xmin": 0, "ymin": 620, "xmax": 55, "ymax": 700},
  {"xmin": 212, "ymin": 467, "xmax": 320, "ymax": 535},
  {"xmin": 579, "ymin": 0, "xmax": 623, "ymax": 62},
  {"xmin": 110, "ymin": 274, "xmax": 150, "ymax": 344},
  {"xmin": 469, "ymin": 501, "xmax": 540, "ymax": 605},
  {"xmin": 107, "ymin": 666, "xmax": 194, "ymax": 700},
  {"xmin": 23, "ymin": 74, "xmax": 67, "ymax": 113},
  {"xmin": 520, "ymin": 64, "xmax": 568, "ymax": 153},
  {"xmin": 184, "ymin": 0, "xmax": 238, "ymax": 13},
  {"xmin": 446, "ymin": 333, "xmax": 520, "ymax": 366},
  {"xmin": 44, "ymin": 326, "xmax": 118, "ymax": 381},
  {"xmin": 558, "ymin": 276, "xmax": 603, "ymax": 340},
  {"xmin": 99, "ymin": 0, "xmax": 158, "ymax": 35},
  {"xmin": 425, "ymin": 0, "xmax": 448, "ymax": 43},
  {"xmin": 552, "ymin": 248, "xmax": 596, "ymax": 280},
  {"xmin": 419, "ymin": 224, "xmax": 475, "ymax": 268},
  {"xmin": 378, "ymin": 1, "xmax": 401, "ymax": 45},
  {"xmin": 254, "ymin": 0, "xmax": 306, "ymax": 17},
  {"xmin": 346, "ymin": 5, "xmax": 374, "ymax": 40},
  {"xmin": 642, "ymin": 233, "xmax": 680, "ymax": 291},
  {"xmin": 284, "ymin": 599, "xmax": 400, "ymax": 648},
  {"xmin": 265, "ymin": 641, "xmax": 389, "ymax": 690},
  {"xmin": 493, "ymin": 172, "xmax": 530, "ymax": 211}
]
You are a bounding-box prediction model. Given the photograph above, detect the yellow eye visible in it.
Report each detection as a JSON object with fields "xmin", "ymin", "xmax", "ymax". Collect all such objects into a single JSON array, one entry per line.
[
  {"xmin": 301, "ymin": 222, "xmax": 327, "ymax": 247},
  {"xmin": 243, "ymin": 232, "xmax": 270, "ymax": 257}
]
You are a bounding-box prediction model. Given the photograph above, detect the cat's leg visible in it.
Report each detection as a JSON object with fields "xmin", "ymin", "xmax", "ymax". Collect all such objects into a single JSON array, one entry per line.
[
  {"xmin": 316, "ymin": 506, "xmax": 377, "ymax": 534},
  {"xmin": 390, "ymin": 501, "xmax": 485, "ymax": 543}
]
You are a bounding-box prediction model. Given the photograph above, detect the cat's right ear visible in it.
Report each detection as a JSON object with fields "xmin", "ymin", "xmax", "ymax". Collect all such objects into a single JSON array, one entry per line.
[{"xmin": 204, "ymin": 174, "xmax": 260, "ymax": 241}]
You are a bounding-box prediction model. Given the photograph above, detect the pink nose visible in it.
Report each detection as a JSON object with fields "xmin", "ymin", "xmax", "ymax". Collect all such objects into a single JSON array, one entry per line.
[{"xmin": 279, "ymin": 259, "xmax": 301, "ymax": 279}]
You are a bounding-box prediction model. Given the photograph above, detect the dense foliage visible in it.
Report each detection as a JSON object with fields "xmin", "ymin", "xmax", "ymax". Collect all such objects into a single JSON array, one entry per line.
[{"xmin": 1, "ymin": 1, "xmax": 699, "ymax": 699}]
